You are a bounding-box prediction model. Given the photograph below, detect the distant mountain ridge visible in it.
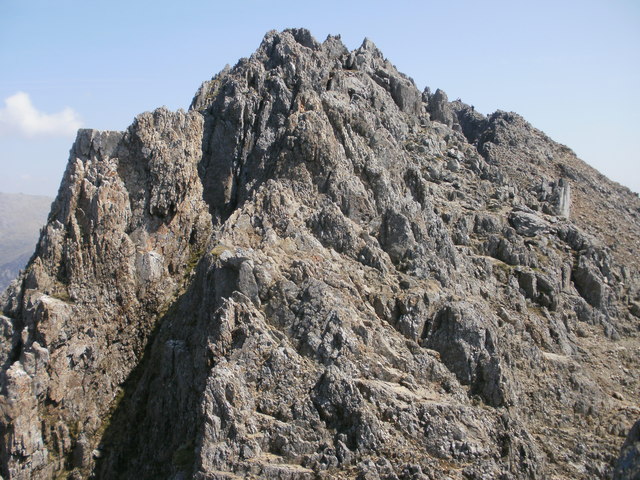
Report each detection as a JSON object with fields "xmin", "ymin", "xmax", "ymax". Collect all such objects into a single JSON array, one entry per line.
[{"xmin": 0, "ymin": 192, "xmax": 52, "ymax": 292}]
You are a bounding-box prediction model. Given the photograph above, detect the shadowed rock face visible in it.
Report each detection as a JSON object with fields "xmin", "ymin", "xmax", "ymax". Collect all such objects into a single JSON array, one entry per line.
[
  {"xmin": 614, "ymin": 419, "xmax": 640, "ymax": 479},
  {"xmin": 1, "ymin": 28, "xmax": 639, "ymax": 480}
]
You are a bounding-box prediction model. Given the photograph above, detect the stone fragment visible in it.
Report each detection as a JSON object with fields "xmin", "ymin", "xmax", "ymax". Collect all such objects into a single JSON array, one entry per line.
[{"xmin": 508, "ymin": 209, "xmax": 548, "ymax": 237}]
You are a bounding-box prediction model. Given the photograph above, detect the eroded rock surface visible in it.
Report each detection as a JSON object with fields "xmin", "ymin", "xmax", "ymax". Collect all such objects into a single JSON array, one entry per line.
[{"xmin": 1, "ymin": 29, "xmax": 639, "ymax": 480}]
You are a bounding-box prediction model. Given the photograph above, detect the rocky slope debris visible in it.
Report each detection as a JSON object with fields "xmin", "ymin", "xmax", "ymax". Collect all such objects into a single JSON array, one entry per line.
[
  {"xmin": 1, "ymin": 29, "xmax": 639, "ymax": 480},
  {"xmin": 0, "ymin": 193, "xmax": 52, "ymax": 293}
]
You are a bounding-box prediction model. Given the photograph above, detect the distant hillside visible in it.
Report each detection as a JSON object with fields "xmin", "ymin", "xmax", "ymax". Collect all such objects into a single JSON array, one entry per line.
[{"xmin": 0, "ymin": 192, "xmax": 52, "ymax": 291}]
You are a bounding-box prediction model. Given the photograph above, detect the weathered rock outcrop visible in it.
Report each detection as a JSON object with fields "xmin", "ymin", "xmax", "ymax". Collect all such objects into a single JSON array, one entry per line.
[
  {"xmin": 0, "ymin": 109, "xmax": 211, "ymax": 479},
  {"xmin": 1, "ymin": 29, "xmax": 638, "ymax": 480}
]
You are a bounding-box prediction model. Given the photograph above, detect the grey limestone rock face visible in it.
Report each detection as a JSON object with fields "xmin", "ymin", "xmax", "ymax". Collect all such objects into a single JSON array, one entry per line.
[{"xmin": 1, "ymin": 28, "xmax": 639, "ymax": 480}]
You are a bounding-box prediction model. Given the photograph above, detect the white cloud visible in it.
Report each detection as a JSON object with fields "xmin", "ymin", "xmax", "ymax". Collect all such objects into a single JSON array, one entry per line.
[{"xmin": 0, "ymin": 92, "xmax": 82, "ymax": 138}]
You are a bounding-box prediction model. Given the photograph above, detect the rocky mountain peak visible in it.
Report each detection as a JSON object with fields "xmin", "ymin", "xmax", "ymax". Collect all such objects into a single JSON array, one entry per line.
[{"xmin": 1, "ymin": 29, "xmax": 638, "ymax": 480}]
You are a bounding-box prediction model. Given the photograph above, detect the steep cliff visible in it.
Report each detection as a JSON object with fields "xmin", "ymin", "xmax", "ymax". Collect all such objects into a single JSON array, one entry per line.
[{"xmin": 1, "ymin": 29, "xmax": 638, "ymax": 480}]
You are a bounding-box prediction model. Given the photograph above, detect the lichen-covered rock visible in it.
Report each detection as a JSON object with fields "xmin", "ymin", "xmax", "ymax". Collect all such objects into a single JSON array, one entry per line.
[{"xmin": 1, "ymin": 28, "xmax": 639, "ymax": 480}]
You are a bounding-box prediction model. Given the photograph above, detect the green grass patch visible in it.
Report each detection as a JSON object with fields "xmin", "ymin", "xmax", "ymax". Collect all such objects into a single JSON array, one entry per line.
[{"xmin": 210, "ymin": 244, "xmax": 232, "ymax": 258}]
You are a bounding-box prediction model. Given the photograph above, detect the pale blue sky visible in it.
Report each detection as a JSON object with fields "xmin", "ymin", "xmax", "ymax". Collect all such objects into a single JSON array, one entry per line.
[{"xmin": 1, "ymin": 0, "xmax": 639, "ymax": 195}]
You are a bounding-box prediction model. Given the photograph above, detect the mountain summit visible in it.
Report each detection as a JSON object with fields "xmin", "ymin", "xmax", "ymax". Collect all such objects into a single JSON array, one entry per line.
[{"xmin": 1, "ymin": 29, "xmax": 639, "ymax": 479}]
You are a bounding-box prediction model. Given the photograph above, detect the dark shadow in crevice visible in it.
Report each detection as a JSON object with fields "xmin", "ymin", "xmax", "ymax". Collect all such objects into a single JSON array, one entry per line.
[{"xmin": 93, "ymin": 256, "xmax": 220, "ymax": 479}]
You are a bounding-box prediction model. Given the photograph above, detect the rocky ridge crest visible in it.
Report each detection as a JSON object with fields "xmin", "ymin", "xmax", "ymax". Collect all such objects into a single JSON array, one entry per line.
[{"xmin": 1, "ymin": 29, "xmax": 639, "ymax": 480}]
